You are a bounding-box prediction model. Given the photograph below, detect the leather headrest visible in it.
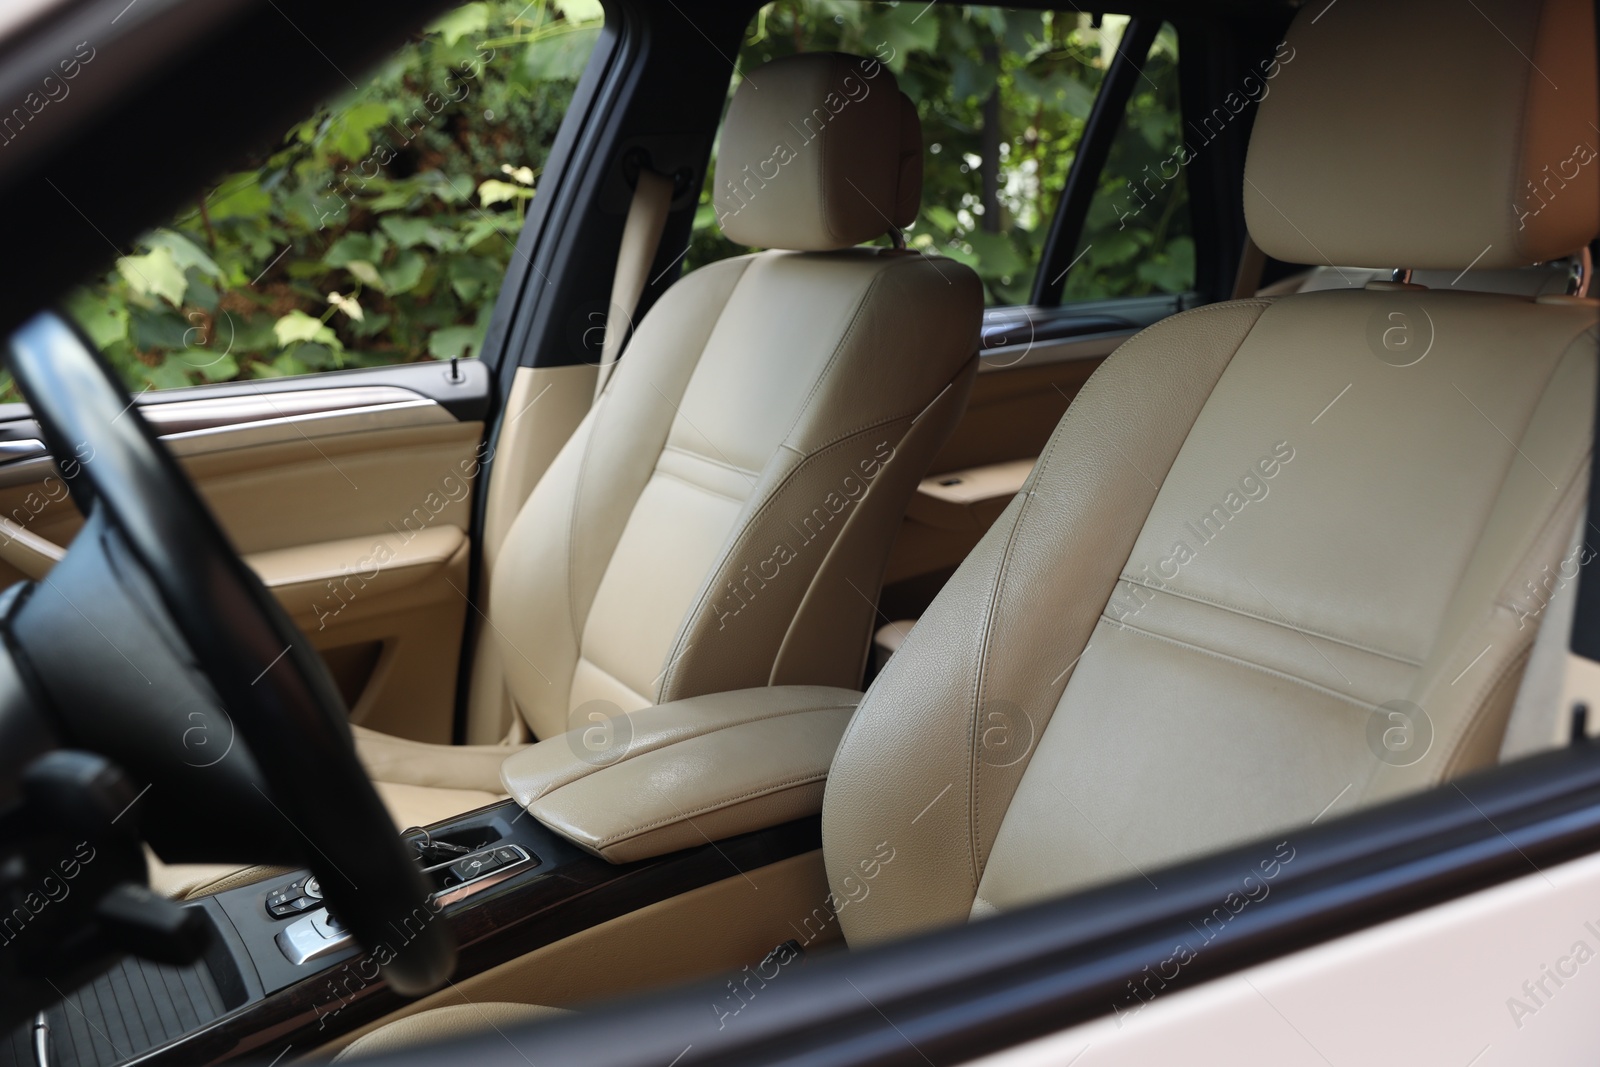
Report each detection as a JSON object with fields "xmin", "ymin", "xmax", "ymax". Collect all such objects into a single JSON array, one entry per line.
[
  {"xmin": 1245, "ymin": 0, "xmax": 1599, "ymax": 271},
  {"xmin": 714, "ymin": 53, "xmax": 921, "ymax": 252}
]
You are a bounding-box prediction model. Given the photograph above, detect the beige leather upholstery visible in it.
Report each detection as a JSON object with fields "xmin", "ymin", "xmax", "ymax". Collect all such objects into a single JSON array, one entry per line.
[
  {"xmin": 334, "ymin": 1003, "xmax": 570, "ymax": 1061},
  {"xmin": 486, "ymin": 54, "xmax": 980, "ymax": 746},
  {"xmin": 1244, "ymin": 0, "xmax": 1598, "ymax": 270},
  {"xmin": 160, "ymin": 53, "xmax": 978, "ymax": 901},
  {"xmin": 715, "ymin": 52, "xmax": 920, "ymax": 251},
  {"xmin": 823, "ymin": 0, "xmax": 1600, "ymax": 946},
  {"xmin": 344, "ymin": 52, "xmax": 972, "ymax": 843},
  {"xmin": 337, "ymin": 0, "xmax": 1600, "ymax": 1055},
  {"xmin": 502, "ymin": 686, "xmax": 859, "ymax": 861}
]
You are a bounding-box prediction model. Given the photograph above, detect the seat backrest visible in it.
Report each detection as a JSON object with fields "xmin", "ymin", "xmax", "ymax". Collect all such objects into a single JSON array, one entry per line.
[
  {"xmin": 823, "ymin": 0, "xmax": 1600, "ymax": 946},
  {"xmin": 490, "ymin": 53, "xmax": 983, "ymax": 740}
]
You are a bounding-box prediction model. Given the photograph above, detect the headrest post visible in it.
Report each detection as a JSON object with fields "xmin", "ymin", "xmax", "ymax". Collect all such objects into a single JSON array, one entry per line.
[
  {"xmin": 888, "ymin": 227, "xmax": 906, "ymax": 251},
  {"xmin": 1570, "ymin": 249, "xmax": 1592, "ymax": 297}
]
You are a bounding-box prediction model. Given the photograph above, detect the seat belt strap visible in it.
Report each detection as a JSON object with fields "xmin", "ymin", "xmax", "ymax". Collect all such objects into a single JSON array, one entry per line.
[
  {"xmin": 595, "ymin": 168, "xmax": 674, "ymax": 399},
  {"xmin": 1231, "ymin": 235, "xmax": 1266, "ymax": 299}
]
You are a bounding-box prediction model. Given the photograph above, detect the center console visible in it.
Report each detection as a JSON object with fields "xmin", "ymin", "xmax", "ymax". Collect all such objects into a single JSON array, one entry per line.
[
  {"xmin": 7, "ymin": 802, "xmax": 819, "ymax": 1067},
  {"xmin": 6, "ymin": 686, "xmax": 859, "ymax": 1067}
]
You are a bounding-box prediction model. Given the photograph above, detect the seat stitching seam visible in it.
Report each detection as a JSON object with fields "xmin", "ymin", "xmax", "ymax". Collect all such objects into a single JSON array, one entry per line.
[
  {"xmin": 1429, "ymin": 640, "xmax": 1532, "ymax": 790},
  {"xmin": 527, "ymin": 703, "xmax": 856, "ymax": 800},
  {"xmin": 651, "ymin": 467, "xmax": 749, "ymax": 505},
  {"xmin": 594, "ymin": 774, "xmax": 828, "ymax": 846},
  {"xmin": 1113, "ymin": 576, "xmax": 1424, "ymax": 666},
  {"xmin": 970, "ymin": 500, "xmax": 1032, "ymax": 897},
  {"xmin": 1103, "ymin": 616, "xmax": 1381, "ymax": 712},
  {"xmin": 656, "ymin": 422, "xmax": 912, "ymax": 695},
  {"xmin": 776, "ymin": 265, "xmax": 893, "ymax": 447},
  {"xmin": 660, "ymin": 443, "xmax": 761, "ymax": 478},
  {"xmin": 966, "ymin": 299, "xmax": 1271, "ymax": 898}
]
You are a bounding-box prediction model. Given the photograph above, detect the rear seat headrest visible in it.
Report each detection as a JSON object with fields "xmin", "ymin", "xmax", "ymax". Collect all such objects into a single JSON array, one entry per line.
[
  {"xmin": 1245, "ymin": 0, "xmax": 1599, "ymax": 271},
  {"xmin": 714, "ymin": 52, "xmax": 922, "ymax": 252}
]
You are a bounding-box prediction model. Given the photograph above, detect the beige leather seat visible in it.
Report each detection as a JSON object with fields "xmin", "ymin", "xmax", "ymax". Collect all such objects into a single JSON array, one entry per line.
[
  {"xmin": 154, "ymin": 53, "xmax": 982, "ymax": 897},
  {"xmin": 339, "ymin": 0, "xmax": 1599, "ymax": 1053}
]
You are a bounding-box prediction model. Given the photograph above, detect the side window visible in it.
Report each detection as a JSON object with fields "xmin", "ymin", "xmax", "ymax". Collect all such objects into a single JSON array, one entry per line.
[
  {"xmin": 686, "ymin": 4, "xmax": 1146, "ymax": 306},
  {"xmin": 1063, "ymin": 24, "xmax": 1193, "ymax": 301},
  {"xmin": 58, "ymin": 0, "xmax": 602, "ymax": 394}
]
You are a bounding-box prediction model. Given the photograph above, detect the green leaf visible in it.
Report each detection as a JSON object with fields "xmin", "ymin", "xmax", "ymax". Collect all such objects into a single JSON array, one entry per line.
[
  {"xmin": 345, "ymin": 260, "xmax": 386, "ymax": 290},
  {"xmin": 65, "ymin": 290, "xmax": 129, "ymax": 348},
  {"xmin": 427, "ymin": 2, "xmax": 490, "ymax": 45},
  {"xmin": 206, "ymin": 174, "xmax": 272, "ymax": 222},
  {"xmin": 274, "ymin": 309, "xmax": 336, "ymax": 348},
  {"xmin": 380, "ymin": 250, "xmax": 426, "ymax": 294},
  {"xmin": 477, "ymin": 179, "xmax": 534, "ymax": 208},
  {"xmin": 188, "ymin": 351, "xmax": 240, "ymax": 383},
  {"xmin": 325, "ymin": 101, "xmax": 392, "ymax": 159},
  {"xmin": 324, "ymin": 232, "xmax": 387, "ymax": 267},
  {"xmin": 146, "ymin": 354, "xmax": 198, "ymax": 390},
  {"xmin": 117, "ymin": 246, "xmax": 188, "ymax": 307},
  {"xmin": 448, "ymin": 256, "xmax": 502, "ymax": 301},
  {"xmin": 380, "ymin": 215, "xmax": 449, "ymax": 249},
  {"xmin": 144, "ymin": 229, "xmax": 224, "ymax": 281},
  {"xmin": 428, "ymin": 323, "xmax": 482, "ymax": 360}
]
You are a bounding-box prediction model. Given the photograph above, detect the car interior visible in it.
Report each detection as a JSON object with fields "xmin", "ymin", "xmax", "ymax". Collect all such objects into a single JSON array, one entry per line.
[{"xmin": 1, "ymin": 0, "xmax": 1599, "ymax": 1063}]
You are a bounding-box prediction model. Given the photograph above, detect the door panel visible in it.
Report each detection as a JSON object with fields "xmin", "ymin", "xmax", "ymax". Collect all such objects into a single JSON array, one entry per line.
[
  {"xmin": 880, "ymin": 332, "xmax": 1125, "ymax": 605},
  {"xmin": 0, "ymin": 364, "xmax": 490, "ymax": 743}
]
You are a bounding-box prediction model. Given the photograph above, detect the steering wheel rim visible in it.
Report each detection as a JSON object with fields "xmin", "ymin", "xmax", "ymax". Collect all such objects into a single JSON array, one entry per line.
[{"xmin": 6, "ymin": 311, "xmax": 455, "ymax": 996}]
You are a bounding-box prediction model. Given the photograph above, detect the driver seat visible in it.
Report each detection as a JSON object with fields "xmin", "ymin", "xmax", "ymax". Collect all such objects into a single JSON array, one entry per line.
[
  {"xmin": 336, "ymin": 0, "xmax": 1598, "ymax": 1054},
  {"xmin": 150, "ymin": 52, "xmax": 984, "ymax": 898}
]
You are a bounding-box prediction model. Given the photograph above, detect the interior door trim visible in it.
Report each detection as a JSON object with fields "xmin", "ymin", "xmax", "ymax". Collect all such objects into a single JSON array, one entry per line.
[{"xmin": 0, "ymin": 389, "xmax": 457, "ymax": 487}]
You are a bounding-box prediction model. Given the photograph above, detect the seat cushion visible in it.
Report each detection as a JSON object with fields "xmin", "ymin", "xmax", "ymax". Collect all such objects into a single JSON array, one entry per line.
[
  {"xmin": 352, "ymin": 723, "xmax": 517, "ymax": 795},
  {"xmin": 334, "ymin": 1003, "xmax": 571, "ymax": 1061}
]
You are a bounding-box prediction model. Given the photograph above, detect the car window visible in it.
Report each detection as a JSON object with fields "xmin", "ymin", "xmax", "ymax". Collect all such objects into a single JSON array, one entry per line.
[
  {"xmin": 51, "ymin": 0, "xmax": 602, "ymax": 396},
  {"xmin": 1060, "ymin": 24, "xmax": 1193, "ymax": 301},
  {"xmin": 684, "ymin": 5, "xmax": 1180, "ymax": 308}
]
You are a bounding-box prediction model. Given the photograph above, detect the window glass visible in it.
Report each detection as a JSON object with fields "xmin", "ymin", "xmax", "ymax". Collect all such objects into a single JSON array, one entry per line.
[
  {"xmin": 687, "ymin": 3, "xmax": 1152, "ymax": 306},
  {"xmin": 1062, "ymin": 24, "xmax": 1193, "ymax": 300},
  {"xmin": 57, "ymin": 0, "xmax": 602, "ymax": 395}
]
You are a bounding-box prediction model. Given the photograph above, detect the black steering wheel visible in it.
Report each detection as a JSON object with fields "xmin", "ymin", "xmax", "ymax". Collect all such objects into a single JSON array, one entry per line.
[{"xmin": 3, "ymin": 311, "xmax": 455, "ymax": 996}]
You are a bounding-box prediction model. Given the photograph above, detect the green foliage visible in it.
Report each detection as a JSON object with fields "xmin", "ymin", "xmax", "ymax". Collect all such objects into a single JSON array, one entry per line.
[
  {"xmin": 57, "ymin": 0, "xmax": 602, "ymax": 397},
  {"xmin": 1065, "ymin": 30, "xmax": 1193, "ymax": 302},
  {"xmin": 52, "ymin": 0, "xmax": 1189, "ymax": 405},
  {"xmin": 689, "ymin": 7, "xmax": 1191, "ymax": 305}
]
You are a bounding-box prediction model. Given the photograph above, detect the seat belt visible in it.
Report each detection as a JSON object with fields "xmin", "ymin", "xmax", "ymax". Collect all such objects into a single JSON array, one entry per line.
[
  {"xmin": 595, "ymin": 167, "xmax": 675, "ymax": 400},
  {"xmin": 1231, "ymin": 235, "xmax": 1267, "ymax": 299}
]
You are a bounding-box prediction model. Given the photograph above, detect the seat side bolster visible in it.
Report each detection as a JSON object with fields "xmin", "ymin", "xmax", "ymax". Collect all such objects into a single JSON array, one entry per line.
[{"xmin": 820, "ymin": 300, "xmax": 1272, "ymax": 948}]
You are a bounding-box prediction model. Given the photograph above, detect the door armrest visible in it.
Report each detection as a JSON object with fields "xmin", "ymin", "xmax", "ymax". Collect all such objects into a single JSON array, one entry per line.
[{"xmin": 500, "ymin": 686, "xmax": 860, "ymax": 863}]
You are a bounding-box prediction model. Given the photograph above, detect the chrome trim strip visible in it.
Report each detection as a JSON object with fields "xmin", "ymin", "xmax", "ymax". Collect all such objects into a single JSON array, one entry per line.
[
  {"xmin": 275, "ymin": 845, "xmax": 537, "ymax": 966},
  {"xmin": 429, "ymin": 845, "xmax": 537, "ymax": 908},
  {"xmin": 160, "ymin": 398, "xmax": 452, "ymax": 456},
  {"xmin": 138, "ymin": 386, "xmax": 428, "ymax": 434},
  {"xmin": 0, "ymin": 397, "xmax": 453, "ymax": 488},
  {"xmin": 0, "ymin": 439, "xmax": 46, "ymax": 463}
]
